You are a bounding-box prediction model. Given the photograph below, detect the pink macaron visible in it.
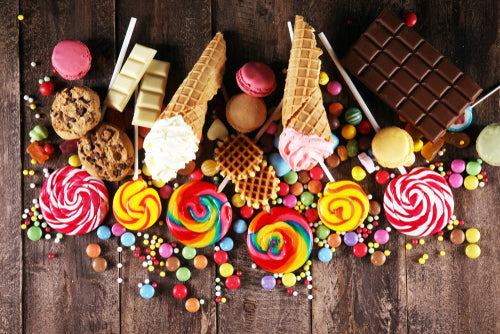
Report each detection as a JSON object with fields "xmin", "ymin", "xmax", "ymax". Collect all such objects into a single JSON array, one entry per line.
[
  {"xmin": 236, "ymin": 62, "xmax": 276, "ymax": 97},
  {"xmin": 52, "ymin": 40, "xmax": 92, "ymax": 80}
]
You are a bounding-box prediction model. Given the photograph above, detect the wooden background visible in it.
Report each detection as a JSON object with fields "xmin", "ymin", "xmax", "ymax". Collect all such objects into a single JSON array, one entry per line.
[{"xmin": 1, "ymin": 0, "xmax": 499, "ymax": 333}]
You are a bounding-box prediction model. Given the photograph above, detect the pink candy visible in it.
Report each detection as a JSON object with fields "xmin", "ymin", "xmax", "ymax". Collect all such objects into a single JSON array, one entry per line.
[
  {"xmin": 327, "ymin": 81, "xmax": 342, "ymax": 95},
  {"xmin": 282, "ymin": 194, "xmax": 297, "ymax": 208}
]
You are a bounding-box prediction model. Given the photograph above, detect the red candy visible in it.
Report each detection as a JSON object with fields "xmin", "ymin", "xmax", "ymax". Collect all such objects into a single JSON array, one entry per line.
[
  {"xmin": 357, "ymin": 120, "xmax": 372, "ymax": 135},
  {"xmin": 277, "ymin": 182, "xmax": 290, "ymax": 196},
  {"xmin": 39, "ymin": 81, "xmax": 55, "ymax": 96},
  {"xmin": 225, "ymin": 275, "xmax": 241, "ymax": 290},
  {"xmin": 304, "ymin": 208, "xmax": 319, "ymax": 223},
  {"xmin": 403, "ymin": 12, "xmax": 417, "ymax": 27},
  {"xmin": 59, "ymin": 139, "xmax": 79, "ymax": 154},
  {"xmin": 43, "ymin": 143, "xmax": 55, "ymax": 155},
  {"xmin": 189, "ymin": 168, "xmax": 204, "ymax": 181},
  {"xmin": 353, "ymin": 242, "xmax": 368, "ymax": 257},
  {"xmin": 240, "ymin": 205, "xmax": 254, "ymax": 219},
  {"xmin": 214, "ymin": 250, "xmax": 228, "ymax": 264},
  {"xmin": 309, "ymin": 166, "xmax": 324, "ymax": 180},
  {"xmin": 375, "ymin": 170, "xmax": 390, "ymax": 184},
  {"xmin": 173, "ymin": 284, "xmax": 188, "ymax": 299}
]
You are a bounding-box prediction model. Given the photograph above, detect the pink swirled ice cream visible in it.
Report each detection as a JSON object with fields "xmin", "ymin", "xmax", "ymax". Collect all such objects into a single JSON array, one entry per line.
[{"xmin": 278, "ymin": 127, "xmax": 333, "ymax": 171}]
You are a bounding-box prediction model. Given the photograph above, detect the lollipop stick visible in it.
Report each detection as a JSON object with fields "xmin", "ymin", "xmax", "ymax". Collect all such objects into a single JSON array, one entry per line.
[
  {"xmin": 287, "ymin": 21, "xmax": 294, "ymax": 41},
  {"xmin": 133, "ymin": 88, "xmax": 139, "ymax": 181},
  {"xmin": 254, "ymin": 100, "xmax": 283, "ymax": 142},
  {"xmin": 101, "ymin": 17, "xmax": 137, "ymax": 121},
  {"xmin": 471, "ymin": 83, "xmax": 500, "ymax": 109},
  {"xmin": 318, "ymin": 33, "xmax": 381, "ymax": 132},
  {"xmin": 319, "ymin": 160, "xmax": 335, "ymax": 182},
  {"xmin": 217, "ymin": 175, "xmax": 231, "ymax": 193}
]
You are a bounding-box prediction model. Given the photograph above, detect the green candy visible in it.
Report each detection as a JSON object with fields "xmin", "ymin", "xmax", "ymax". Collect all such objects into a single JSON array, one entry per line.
[
  {"xmin": 27, "ymin": 226, "xmax": 42, "ymax": 241},
  {"xmin": 29, "ymin": 125, "xmax": 49, "ymax": 141},
  {"xmin": 300, "ymin": 191, "xmax": 314, "ymax": 206},
  {"xmin": 176, "ymin": 267, "xmax": 191, "ymax": 282},
  {"xmin": 346, "ymin": 139, "xmax": 359, "ymax": 158},
  {"xmin": 181, "ymin": 246, "xmax": 196, "ymax": 260},
  {"xmin": 466, "ymin": 161, "xmax": 481, "ymax": 176},
  {"xmin": 316, "ymin": 225, "xmax": 331, "ymax": 240},
  {"xmin": 283, "ymin": 170, "xmax": 298, "ymax": 185},
  {"xmin": 344, "ymin": 107, "xmax": 362, "ymax": 126}
]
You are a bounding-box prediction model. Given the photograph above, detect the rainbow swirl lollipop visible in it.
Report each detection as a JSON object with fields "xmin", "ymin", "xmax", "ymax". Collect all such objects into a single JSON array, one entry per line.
[
  {"xmin": 317, "ymin": 181, "xmax": 369, "ymax": 232},
  {"xmin": 113, "ymin": 179, "xmax": 161, "ymax": 230},
  {"xmin": 167, "ymin": 181, "xmax": 232, "ymax": 248},
  {"xmin": 247, "ymin": 207, "xmax": 312, "ymax": 274}
]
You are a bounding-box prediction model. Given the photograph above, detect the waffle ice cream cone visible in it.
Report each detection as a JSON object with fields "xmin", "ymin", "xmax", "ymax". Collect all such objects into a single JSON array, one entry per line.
[
  {"xmin": 214, "ymin": 133, "xmax": 263, "ymax": 182},
  {"xmin": 282, "ymin": 16, "xmax": 332, "ymax": 142},
  {"xmin": 235, "ymin": 160, "xmax": 279, "ymax": 209},
  {"xmin": 160, "ymin": 33, "xmax": 226, "ymax": 140}
]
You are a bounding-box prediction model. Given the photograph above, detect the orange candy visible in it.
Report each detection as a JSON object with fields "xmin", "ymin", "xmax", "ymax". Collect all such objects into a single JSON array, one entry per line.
[
  {"xmin": 327, "ymin": 233, "xmax": 342, "ymax": 248},
  {"xmin": 86, "ymin": 243, "xmax": 101, "ymax": 258},
  {"xmin": 337, "ymin": 145, "xmax": 348, "ymax": 161},
  {"xmin": 328, "ymin": 102, "xmax": 343, "ymax": 116},
  {"xmin": 289, "ymin": 182, "xmax": 304, "ymax": 196},
  {"xmin": 185, "ymin": 298, "xmax": 201, "ymax": 313},
  {"xmin": 307, "ymin": 180, "xmax": 322, "ymax": 194},
  {"xmin": 193, "ymin": 255, "xmax": 208, "ymax": 270}
]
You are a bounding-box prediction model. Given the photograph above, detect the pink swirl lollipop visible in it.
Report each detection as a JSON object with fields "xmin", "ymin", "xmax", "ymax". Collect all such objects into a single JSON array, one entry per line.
[
  {"xmin": 40, "ymin": 166, "xmax": 109, "ymax": 235},
  {"xmin": 384, "ymin": 167, "xmax": 454, "ymax": 237}
]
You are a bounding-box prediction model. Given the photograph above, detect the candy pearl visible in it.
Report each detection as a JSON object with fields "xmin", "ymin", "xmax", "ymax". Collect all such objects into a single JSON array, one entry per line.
[
  {"xmin": 30, "ymin": 62, "xmax": 36, "ymax": 67},
  {"xmin": 28, "ymin": 97, "xmax": 34, "ymax": 103}
]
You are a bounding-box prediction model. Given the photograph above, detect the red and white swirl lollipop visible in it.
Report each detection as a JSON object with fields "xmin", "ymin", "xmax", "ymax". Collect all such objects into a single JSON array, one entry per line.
[
  {"xmin": 384, "ymin": 167, "xmax": 454, "ymax": 237},
  {"xmin": 40, "ymin": 166, "xmax": 109, "ymax": 235}
]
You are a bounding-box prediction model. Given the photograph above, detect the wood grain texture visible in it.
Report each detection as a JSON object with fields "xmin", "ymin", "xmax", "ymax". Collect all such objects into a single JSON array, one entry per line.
[
  {"xmin": 19, "ymin": 1, "xmax": 118, "ymax": 333},
  {"xmin": 0, "ymin": 1, "xmax": 22, "ymax": 333}
]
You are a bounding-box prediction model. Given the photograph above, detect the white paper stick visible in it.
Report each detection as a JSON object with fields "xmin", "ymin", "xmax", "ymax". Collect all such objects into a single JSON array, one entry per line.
[
  {"xmin": 254, "ymin": 100, "xmax": 283, "ymax": 142},
  {"xmin": 133, "ymin": 87, "xmax": 139, "ymax": 181},
  {"xmin": 318, "ymin": 32, "xmax": 381, "ymax": 132},
  {"xmin": 287, "ymin": 21, "xmax": 294, "ymax": 41},
  {"xmin": 471, "ymin": 83, "xmax": 500, "ymax": 109},
  {"xmin": 319, "ymin": 160, "xmax": 335, "ymax": 182},
  {"xmin": 217, "ymin": 175, "xmax": 231, "ymax": 194}
]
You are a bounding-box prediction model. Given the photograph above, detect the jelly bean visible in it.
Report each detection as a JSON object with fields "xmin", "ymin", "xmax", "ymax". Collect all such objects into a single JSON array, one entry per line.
[
  {"xmin": 86, "ymin": 243, "xmax": 101, "ymax": 258},
  {"xmin": 176, "ymin": 267, "xmax": 191, "ymax": 281},
  {"xmin": 309, "ymin": 166, "xmax": 324, "ymax": 180},
  {"xmin": 357, "ymin": 120, "xmax": 372, "ymax": 135},
  {"xmin": 219, "ymin": 263, "xmax": 234, "ymax": 277},
  {"xmin": 413, "ymin": 139, "xmax": 423, "ymax": 152},
  {"xmin": 337, "ymin": 145, "xmax": 348, "ymax": 161},
  {"xmin": 318, "ymin": 71, "xmax": 329, "ymax": 85},
  {"xmin": 269, "ymin": 152, "xmax": 292, "ymax": 177},
  {"xmin": 403, "ymin": 12, "xmax": 417, "ymax": 27},
  {"xmin": 300, "ymin": 191, "xmax": 314, "ymax": 206},
  {"xmin": 371, "ymin": 251, "xmax": 386, "ymax": 266},
  {"xmin": 26, "ymin": 141, "xmax": 49, "ymax": 164},
  {"xmin": 96, "ymin": 225, "xmax": 111, "ymax": 240},
  {"xmin": 328, "ymin": 102, "xmax": 343, "ymax": 116},
  {"xmin": 201, "ymin": 159, "xmax": 218, "ymax": 176},
  {"xmin": 289, "ymin": 182, "xmax": 304, "ymax": 196},
  {"xmin": 341, "ymin": 125, "xmax": 356, "ymax": 140},
  {"xmin": 159, "ymin": 243, "xmax": 173, "ymax": 258},
  {"xmin": 351, "ymin": 166, "xmax": 366, "ymax": 181},
  {"xmin": 327, "ymin": 233, "xmax": 342, "ymax": 248},
  {"xmin": 29, "ymin": 125, "xmax": 49, "ymax": 141},
  {"xmin": 185, "ymin": 298, "xmax": 200, "ymax": 312},
  {"xmin": 282, "ymin": 194, "xmax": 297, "ymax": 208},
  {"xmin": 219, "ymin": 237, "xmax": 234, "ymax": 251},
  {"xmin": 318, "ymin": 248, "xmax": 333, "ymax": 262},
  {"xmin": 39, "ymin": 81, "xmax": 55, "ymax": 96},
  {"xmin": 225, "ymin": 275, "xmax": 241, "ymax": 289},
  {"xmin": 43, "ymin": 143, "xmax": 55, "ymax": 155},
  {"xmin": 465, "ymin": 244, "xmax": 481, "ymax": 259},
  {"xmin": 27, "ymin": 226, "xmax": 42, "ymax": 241},
  {"xmin": 282, "ymin": 273, "xmax": 296, "ymax": 287},
  {"xmin": 92, "ymin": 257, "xmax": 107, "ymax": 272},
  {"xmin": 466, "ymin": 161, "xmax": 481, "ymax": 176},
  {"xmin": 182, "ymin": 246, "xmax": 196, "ymax": 260},
  {"xmin": 343, "ymin": 232, "xmax": 358, "ymax": 246},
  {"xmin": 316, "ymin": 224, "xmax": 331, "ymax": 239},
  {"xmin": 464, "ymin": 175, "xmax": 478, "ymax": 190},
  {"xmin": 233, "ymin": 219, "xmax": 247, "ymax": 234},
  {"xmin": 327, "ymin": 81, "xmax": 342, "ymax": 95},
  {"xmin": 353, "ymin": 243, "xmax": 368, "ymax": 257},
  {"xmin": 173, "ymin": 284, "xmax": 188, "ymax": 299},
  {"xmin": 283, "ymin": 170, "xmax": 298, "ymax": 185},
  {"xmin": 451, "ymin": 159, "xmax": 466, "ymax": 173},
  {"xmin": 344, "ymin": 107, "xmax": 362, "ymax": 126},
  {"xmin": 231, "ymin": 193, "xmax": 246, "ymax": 208},
  {"xmin": 346, "ymin": 139, "xmax": 359, "ymax": 157},
  {"xmin": 328, "ymin": 115, "xmax": 340, "ymax": 131},
  {"xmin": 68, "ymin": 154, "xmax": 81, "ymax": 167},
  {"xmin": 448, "ymin": 173, "xmax": 463, "ymax": 188},
  {"xmin": 374, "ymin": 230, "xmax": 389, "ymax": 244},
  {"xmin": 261, "ymin": 275, "xmax": 276, "ymax": 290},
  {"xmin": 465, "ymin": 228, "xmax": 480, "ymax": 243},
  {"xmin": 140, "ymin": 284, "xmax": 155, "ymax": 299},
  {"xmin": 330, "ymin": 133, "xmax": 340, "ymax": 150},
  {"xmin": 193, "ymin": 255, "xmax": 208, "ymax": 270}
]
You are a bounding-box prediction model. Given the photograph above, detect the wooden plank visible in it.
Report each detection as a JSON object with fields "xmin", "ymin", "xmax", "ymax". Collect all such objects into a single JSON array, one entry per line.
[
  {"xmin": 0, "ymin": 1, "xmax": 22, "ymax": 333},
  {"xmin": 19, "ymin": 1, "xmax": 118, "ymax": 333},
  {"xmin": 115, "ymin": 1, "xmax": 215, "ymax": 333},
  {"xmin": 406, "ymin": 1, "xmax": 500, "ymax": 333}
]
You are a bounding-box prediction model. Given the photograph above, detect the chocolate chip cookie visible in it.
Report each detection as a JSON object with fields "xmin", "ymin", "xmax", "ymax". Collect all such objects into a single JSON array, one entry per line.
[
  {"xmin": 78, "ymin": 123, "xmax": 134, "ymax": 181},
  {"xmin": 51, "ymin": 86, "xmax": 101, "ymax": 139}
]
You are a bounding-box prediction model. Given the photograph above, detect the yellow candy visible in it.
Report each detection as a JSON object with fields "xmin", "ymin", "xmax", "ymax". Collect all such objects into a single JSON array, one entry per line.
[
  {"xmin": 282, "ymin": 273, "xmax": 297, "ymax": 287},
  {"xmin": 152, "ymin": 179, "xmax": 166, "ymax": 188},
  {"xmin": 464, "ymin": 175, "xmax": 479, "ymax": 190},
  {"xmin": 160, "ymin": 271, "xmax": 166, "ymax": 277},
  {"xmin": 351, "ymin": 166, "xmax": 366, "ymax": 181},
  {"xmin": 418, "ymin": 258, "xmax": 425, "ymax": 264},
  {"xmin": 201, "ymin": 159, "xmax": 219, "ymax": 176},
  {"xmin": 231, "ymin": 193, "xmax": 245, "ymax": 208},
  {"xmin": 318, "ymin": 72, "xmax": 329, "ymax": 85},
  {"xmin": 406, "ymin": 243, "xmax": 412, "ymax": 250},
  {"xmin": 23, "ymin": 170, "xmax": 28, "ymax": 175},
  {"xmin": 465, "ymin": 244, "xmax": 481, "ymax": 259},
  {"xmin": 465, "ymin": 228, "xmax": 480, "ymax": 243},
  {"xmin": 219, "ymin": 263, "xmax": 234, "ymax": 277},
  {"xmin": 440, "ymin": 251, "xmax": 446, "ymax": 256},
  {"xmin": 68, "ymin": 154, "xmax": 81, "ymax": 167},
  {"xmin": 341, "ymin": 124, "xmax": 356, "ymax": 140},
  {"xmin": 141, "ymin": 163, "xmax": 152, "ymax": 176},
  {"xmin": 384, "ymin": 250, "xmax": 391, "ymax": 256},
  {"xmin": 422, "ymin": 254, "xmax": 429, "ymax": 260},
  {"xmin": 18, "ymin": 14, "xmax": 24, "ymax": 20},
  {"xmin": 413, "ymin": 139, "xmax": 423, "ymax": 152}
]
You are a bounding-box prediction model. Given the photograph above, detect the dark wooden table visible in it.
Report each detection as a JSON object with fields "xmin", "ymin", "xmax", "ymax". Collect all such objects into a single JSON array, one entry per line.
[{"xmin": 1, "ymin": 1, "xmax": 498, "ymax": 333}]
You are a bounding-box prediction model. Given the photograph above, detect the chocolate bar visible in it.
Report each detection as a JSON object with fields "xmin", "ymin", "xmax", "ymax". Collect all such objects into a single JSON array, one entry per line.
[{"xmin": 342, "ymin": 9, "xmax": 482, "ymax": 142}]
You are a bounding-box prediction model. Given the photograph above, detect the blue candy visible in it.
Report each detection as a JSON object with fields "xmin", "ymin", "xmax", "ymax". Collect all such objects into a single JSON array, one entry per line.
[
  {"xmin": 448, "ymin": 106, "xmax": 473, "ymax": 132},
  {"xmin": 269, "ymin": 152, "xmax": 292, "ymax": 177},
  {"xmin": 219, "ymin": 237, "xmax": 234, "ymax": 251},
  {"xmin": 331, "ymin": 133, "xmax": 340, "ymax": 151},
  {"xmin": 120, "ymin": 232, "xmax": 136, "ymax": 247},
  {"xmin": 318, "ymin": 247, "xmax": 333, "ymax": 262},
  {"xmin": 139, "ymin": 284, "xmax": 155, "ymax": 299},
  {"xmin": 233, "ymin": 219, "xmax": 247, "ymax": 234},
  {"xmin": 96, "ymin": 225, "xmax": 111, "ymax": 240}
]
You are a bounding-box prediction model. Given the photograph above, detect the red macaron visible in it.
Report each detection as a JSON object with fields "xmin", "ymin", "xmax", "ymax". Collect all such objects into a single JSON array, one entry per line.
[
  {"xmin": 236, "ymin": 62, "xmax": 276, "ymax": 98},
  {"xmin": 52, "ymin": 40, "xmax": 92, "ymax": 80}
]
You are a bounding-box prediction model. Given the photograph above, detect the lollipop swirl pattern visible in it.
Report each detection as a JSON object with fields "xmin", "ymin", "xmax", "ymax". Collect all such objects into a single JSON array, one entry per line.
[
  {"xmin": 39, "ymin": 166, "xmax": 109, "ymax": 235},
  {"xmin": 113, "ymin": 179, "xmax": 161, "ymax": 230},
  {"xmin": 384, "ymin": 167, "xmax": 454, "ymax": 236},
  {"xmin": 318, "ymin": 181, "xmax": 370, "ymax": 232},
  {"xmin": 167, "ymin": 181, "xmax": 232, "ymax": 248},
  {"xmin": 247, "ymin": 207, "xmax": 312, "ymax": 274}
]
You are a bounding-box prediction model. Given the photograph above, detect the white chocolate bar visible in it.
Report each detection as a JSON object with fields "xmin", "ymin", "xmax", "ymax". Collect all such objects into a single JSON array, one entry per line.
[
  {"xmin": 104, "ymin": 44, "xmax": 157, "ymax": 112},
  {"xmin": 132, "ymin": 60, "xmax": 170, "ymax": 127}
]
